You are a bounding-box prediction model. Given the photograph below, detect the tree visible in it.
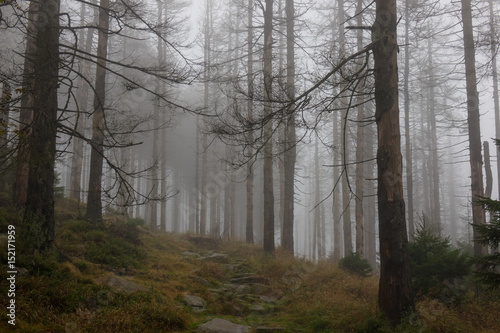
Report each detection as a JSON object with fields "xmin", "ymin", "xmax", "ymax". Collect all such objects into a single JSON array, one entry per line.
[
  {"xmin": 263, "ymin": 0, "xmax": 275, "ymax": 253},
  {"xmin": 372, "ymin": 0, "xmax": 415, "ymax": 325},
  {"xmin": 21, "ymin": 0, "xmax": 61, "ymax": 252},
  {"xmin": 86, "ymin": 0, "xmax": 110, "ymax": 224},
  {"xmin": 460, "ymin": 0, "xmax": 488, "ymax": 257},
  {"xmin": 475, "ymin": 195, "xmax": 500, "ymax": 290},
  {"xmin": 282, "ymin": 0, "xmax": 295, "ymax": 255},
  {"xmin": 246, "ymin": 0, "xmax": 255, "ymax": 244}
]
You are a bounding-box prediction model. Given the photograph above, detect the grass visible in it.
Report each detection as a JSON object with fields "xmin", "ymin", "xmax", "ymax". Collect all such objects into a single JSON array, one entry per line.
[{"xmin": 1, "ymin": 199, "xmax": 500, "ymax": 332}]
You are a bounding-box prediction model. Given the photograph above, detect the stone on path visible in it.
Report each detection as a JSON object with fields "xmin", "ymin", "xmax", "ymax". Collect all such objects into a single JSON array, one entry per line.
[
  {"xmin": 102, "ymin": 274, "xmax": 148, "ymax": 293},
  {"xmin": 196, "ymin": 318, "xmax": 250, "ymax": 333},
  {"xmin": 183, "ymin": 294, "xmax": 206, "ymax": 312}
]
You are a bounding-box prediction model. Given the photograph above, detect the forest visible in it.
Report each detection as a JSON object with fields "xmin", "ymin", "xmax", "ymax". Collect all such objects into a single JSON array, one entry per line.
[{"xmin": 1, "ymin": 0, "xmax": 500, "ymax": 331}]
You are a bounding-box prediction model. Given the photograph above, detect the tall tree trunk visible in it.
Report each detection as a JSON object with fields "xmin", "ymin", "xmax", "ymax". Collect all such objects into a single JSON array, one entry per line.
[
  {"xmin": 372, "ymin": 0, "xmax": 414, "ymax": 325},
  {"xmin": 86, "ymin": 0, "xmax": 110, "ymax": 223},
  {"xmin": 338, "ymin": 0, "xmax": 352, "ymax": 257},
  {"xmin": 427, "ymin": 38, "xmax": 441, "ymax": 232},
  {"xmin": 332, "ymin": 110, "xmax": 342, "ymax": 261},
  {"xmin": 489, "ymin": 0, "xmax": 500, "ymax": 199},
  {"xmin": 403, "ymin": 0, "xmax": 414, "ymax": 237},
  {"xmin": 14, "ymin": 1, "xmax": 38, "ymax": 207},
  {"xmin": 246, "ymin": 0, "xmax": 255, "ymax": 244},
  {"xmin": 22, "ymin": 0, "xmax": 60, "ymax": 252},
  {"xmin": 314, "ymin": 136, "xmax": 321, "ymax": 260},
  {"xmin": 0, "ymin": 81, "xmax": 11, "ymax": 156},
  {"xmin": 263, "ymin": 0, "xmax": 275, "ymax": 253},
  {"xmin": 460, "ymin": 0, "xmax": 488, "ymax": 257},
  {"xmin": 354, "ymin": 0, "xmax": 365, "ymax": 256},
  {"xmin": 282, "ymin": 0, "xmax": 295, "ymax": 254},
  {"xmin": 69, "ymin": 1, "xmax": 97, "ymax": 203}
]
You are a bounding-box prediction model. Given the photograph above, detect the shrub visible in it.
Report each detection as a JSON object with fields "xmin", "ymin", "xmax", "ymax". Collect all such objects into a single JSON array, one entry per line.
[
  {"xmin": 338, "ymin": 252, "xmax": 373, "ymax": 277},
  {"xmin": 408, "ymin": 224, "xmax": 471, "ymax": 299}
]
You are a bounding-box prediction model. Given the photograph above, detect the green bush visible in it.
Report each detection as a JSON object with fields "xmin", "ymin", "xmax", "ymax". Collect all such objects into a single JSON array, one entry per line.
[
  {"xmin": 475, "ymin": 196, "xmax": 500, "ymax": 290},
  {"xmin": 408, "ymin": 224, "xmax": 471, "ymax": 299},
  {"xmin": 338, "ymin": 252, "xmax": 373, "ymax": 277}
]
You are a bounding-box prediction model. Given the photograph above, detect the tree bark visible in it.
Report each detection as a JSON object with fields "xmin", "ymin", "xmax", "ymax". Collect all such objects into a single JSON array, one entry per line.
[
  {"xmin": 86, "ymin": 0, "xmax": 110, "ymax": 223},
  {"xmin": 14, "ymin": 1, "xmax": 38, "ymax": 207},
  {"xmin": 246, "ymin": 0, "xmax": 255, "ymax": 244},
  {"xmin": 403, "ymin": 0, "xmax": 414, "ymax": 237},
  {"xmin": 22, "ymin": 0, "xmax": 61, "ymax": 252},
  {"xmin": 372, "ymin": 0, "xmax": 414, "ymax": 325},
  {"xmin": 354, "ymin": 0, "xmax": 365, "ymax": 256},
  {"xmin": 460, "ymin": 0, "xmax": 488, "ymax": 257},
  {"xmin": 69, "ymin": 1, "xmax": 97, "ymax": 203},
  {"xmin": 263, "ymin": 0, "xmax": 275, "ymax": 253},
  {"xmin": 282, "ymin": 0, "xmax": 295, "ymax": 255},
  {"xmin": 489, "ymin": 0, "xmax": 500, "ymax": 199}
]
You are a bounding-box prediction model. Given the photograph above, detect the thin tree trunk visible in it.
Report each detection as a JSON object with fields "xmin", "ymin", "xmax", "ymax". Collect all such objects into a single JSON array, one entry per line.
[
  {"xmin": 460, "ymin": 0, "xmax": 488, "ymax": 257},
  {"xmin": 282, "ymin": 0, "xmax": 295, "ymax": 255},
  {"xmin": 427, "ymin": 38, "xmax": 441, "ymax": 232},
  {"xmin": 484, "ymin": 142, "xmax": 493, "ymax": 198},
  {"xmin": 86, "ymin": 0, "xmax": 110, "ymax": 223},
  {"xmin": 489, "ymin": 0, "xmax": 500, "ymax": 199},
  {"xmin": 0, "ymin": 81, "xmax": 11, "ymax": 155},
  {"xmin": 246, "ymin": 0, "xmax": 255, "ymax": 244},
  {"xmin": 372, "ymin": 0, "xmax": 414, "ymax": 325},
  {"xmin": 354, "ymin": 0, "xmax": 365, "ymax": 256},
  {"xmin": 332, "ymin": 110, "xmax": 342, "ymax": 261},
  {"xmin": 403, "ymin": 0, "xmax": 414, "ymax": 237},
  {"xmin": 263, "ymin": 0, "xmax": 275, "ymax": 253},
  {"xmin": 314, "ymin": 136, "xmax": 321, "ymax": 260},
  {"xmin": 70, "ymin": 1, "xmax": 97, "ymax": 203},
  {"xmin": 22, "ymin": 0, "xmax": 60, "ymax": 252}
]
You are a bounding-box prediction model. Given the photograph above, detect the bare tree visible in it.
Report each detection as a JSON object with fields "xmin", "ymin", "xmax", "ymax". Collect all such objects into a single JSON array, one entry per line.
[{"xmin": 372, "ymin": 0, "xmax": 414, "ymax": 325}]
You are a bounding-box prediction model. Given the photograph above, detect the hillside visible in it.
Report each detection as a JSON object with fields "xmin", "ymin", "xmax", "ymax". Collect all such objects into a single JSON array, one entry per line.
[{"xmin": 1, "ymin": 200, "xmax": 500, "ymax": 332}]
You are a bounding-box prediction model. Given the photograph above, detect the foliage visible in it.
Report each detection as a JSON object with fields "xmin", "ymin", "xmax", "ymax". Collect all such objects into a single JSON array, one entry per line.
[
  {"xmin": 474, "ymin": 196, "xmax": 500, "ymax": 290},
  {"xmin": 338, "ymin": 252, "xmax": 373, "ymax": 277},
  {"xmin": 408, "ymin": 224, "xmax": 471, "ymax": 298}
]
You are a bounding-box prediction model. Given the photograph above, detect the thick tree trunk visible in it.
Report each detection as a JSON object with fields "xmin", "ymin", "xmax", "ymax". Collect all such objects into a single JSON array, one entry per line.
[
  {"xmin": 263, "ymin": 0, "xmax": 275, "ymax": 253},
  {"xmin": 86, "ymin": 0, "xmax": 110, "ymax": 223},
  {"xmin": 460, "ymin": 0, "xmax": 488, "ymax": 257},
  {"xmin": 22, "ymin": 0, "xmax": 60, "ymax": 252},
  {"xmin": 246, "ymin": 0, "xmax": 255, "ymax": 244},
  {"xmin": 372, "ymin": 0, "xmax": 414, "ymax": 325},
  {"xmin": 282, "ymin": 0, "xmax": 295, "ymax": 255}
]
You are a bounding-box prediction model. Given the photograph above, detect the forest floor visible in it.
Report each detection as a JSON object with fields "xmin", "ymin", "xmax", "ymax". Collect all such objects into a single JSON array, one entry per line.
[{"xmin": 1, "ymin": 198, "xmax": 500, "ymax": 332}]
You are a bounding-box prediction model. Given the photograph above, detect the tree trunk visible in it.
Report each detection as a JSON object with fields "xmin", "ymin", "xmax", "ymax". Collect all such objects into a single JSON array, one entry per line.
[
  {"xmin": 354, "ymin": 0, "xmax": 365, "ymax": 256},
  {"xmin": 69, "ymin": 1, "xmax": 97, "ymax": 203},
  {"xmin": 460, "ymin": 0, "xmax": 488, "ymax": 257},
  {"xmin": 246, "ymin": 0, "xmax": 255, "ymax": 244},
  {"xmin": 332, "ymin": 110, "xmax": 342, "ymax": 261},
  {"xmin": 21, "ymin": 0, "xmax": 60, "ymax": 253},
  {"xmin": 484, "ymin": 142, "xmax": 493, "ymax": 198},
  {"xmin": 372, "ymin": 0, "xmax": 414, "ymax": 325},
  {"xmin": 314, "ymin": 136, "xmax": 321, "ymax": 260},
  {"xmin": 0, "ymin": 81, "xmax": 11, "ymax": 156},
  {"xmin": 338, "ymin": 0, "xmax": 352, "ymax": 257},
  {"xmin": 263, "ymin": 0, "xmax": 275, "ymax": 253},
  {"xmin": 403, "ymin": 0, "xmax": 414, "ymax": 237},
  {"xmin": 489, "ymin": 0, "xmax": 500, "ymax": 199},
  {"xmin": 14, "ymin": 1, "xmax": 38, "ymax": 207},
  {"xmin": 86, "ymin": 0, "xmax": 110, "ymax": 223},
  {"xmin": 282, "ymin": 0, "xmax": 295, "ymax": 255}
]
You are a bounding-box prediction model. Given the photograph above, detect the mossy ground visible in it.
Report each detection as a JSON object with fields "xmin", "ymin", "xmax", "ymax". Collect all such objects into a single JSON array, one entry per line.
[{"xmin": 0, "ymin": 198, "xmax": 499, "ymax": 332}]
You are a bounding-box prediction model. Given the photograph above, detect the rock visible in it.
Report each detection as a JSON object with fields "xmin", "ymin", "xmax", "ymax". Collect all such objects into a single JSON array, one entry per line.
[
  {"xmin": 183, "ymin": 294, "xmax": 206, "ymax": 312},
  {"xmin": 259, "ymin": 295, "xmax": 278, "ymax": 303},
  {"xmin": 230, "ymin": 274, "xmax": 265, "ymax": 284},
  {"xmin": 199, "ymin": 253, "xmax": 228, "ymax": 263},
  {"xmin": 183, "ymin": 251, "xmax": 201, "ymax": 257},
  {"xmin": 235, "ymin": 284, "xmax": 252, "ymax": 295},
  {"xmin": 249, "ymin": 305, "xmax": 266, "ymax": 313},
  {"xmin": 102, "ymin": 275, "xmax": 147, "ymax": 293},
  {"xmin": 196, "ymin": 318, "xmax": 250, "ymax": 333}
]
